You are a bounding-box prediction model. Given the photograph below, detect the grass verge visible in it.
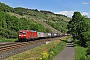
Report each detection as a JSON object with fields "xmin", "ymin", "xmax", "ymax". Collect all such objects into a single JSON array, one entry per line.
[
  {"xmin": 70, "ymin": 36, "xmax": 90, "ymax": 60},
  {"xmin": 74, "ymin": 46, "xmax": 90, "ymax": 60},
  {"xmin": 5, "ymin": 37, "xmax": 67, "ymax": 60},
  {"xmin": 0, "ymin": 37, "xmax": 17, "ymax": 42}
]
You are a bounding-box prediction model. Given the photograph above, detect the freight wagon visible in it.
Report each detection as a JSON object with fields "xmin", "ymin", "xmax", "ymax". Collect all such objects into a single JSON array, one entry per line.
[
  {"xmin": 37, "ymin": 32, "xmax": 45, "ymax": 38},
  {"xmin": 18, "ymin": 30, "xmax": 61, "ymax": 41}
]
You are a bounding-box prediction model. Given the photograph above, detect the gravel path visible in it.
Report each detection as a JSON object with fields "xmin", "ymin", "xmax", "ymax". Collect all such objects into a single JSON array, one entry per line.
[{"xmin": 53, "ymin": 38, "xmax": 74, "ymax": 60}]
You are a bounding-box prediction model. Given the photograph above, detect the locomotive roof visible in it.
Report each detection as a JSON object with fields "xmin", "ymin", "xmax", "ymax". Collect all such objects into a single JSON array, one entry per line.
[{"xmin": 29, "ymin": 30, "xmax": 36, "ymax": 32}]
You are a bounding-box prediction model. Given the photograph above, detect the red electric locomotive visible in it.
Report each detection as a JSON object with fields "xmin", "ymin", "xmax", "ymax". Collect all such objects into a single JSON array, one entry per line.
[{"xmin": 18, "ymin": 30, "xmax": 37, "ymax": 41}]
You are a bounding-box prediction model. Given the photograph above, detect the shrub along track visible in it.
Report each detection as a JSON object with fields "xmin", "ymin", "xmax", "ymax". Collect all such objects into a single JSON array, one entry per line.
[{"xmin": 0, "ymin": 37, "xmax": 60, "ymax": 60}]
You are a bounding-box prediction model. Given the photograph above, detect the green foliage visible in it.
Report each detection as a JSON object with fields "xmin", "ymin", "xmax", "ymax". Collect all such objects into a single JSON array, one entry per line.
[
  {"xmin": 86, "ymin": 46, "xmax": 90, "ymax": 56},
  {"xmin": 48, "ymin": 41, "xmax": 66, "ymax": 60},
  {"xmin": 74, "ymin": 46, "xmax": 87, "ymax": 60},
  {"xmin": 0, "ymin": 2, "xmax": 13, "ymax": 12},
  {"xmin": 68, "ymin": 16, "xmax": 90, "ymax": 60},
  {"xmin": 40, "ymin": 10, "xmax": 54, "ymax": 14},
  {"xmin": 13, "ymin": 7, "xmax": 30, "ymax": 15},
  {"xmin": 86, "ymin": 41, "xmax": 90, "ymax": 58},
  {"xmin": 38, "ymin": 41, "xmax": 66, "ymax": 60},
  {"xmin": 0, "ymin": 37, "xmax": 17, "ymax": 42},
  {"xmin": 45, "ymin": 18, "xmax": 68, "ymax": 33},
  {"xmin": 82, "ymin": 31, "xmax": 90, "ymax": 46},
  {"xmin": 67, "ymin": 12, "xmax": 88, "ymax": 47},
  {"xmin": 0, "ymin": 2, "xmax": 70, "ymax": 42},
  {"xmin": 0, "ymin": 11, "xmax": 48, "ymax": 40},
  {"xmin": 0, "ymin": 2, "xmax": 70, "ymax": 34},
  {"xmin": 13, "ymin": 7, "xmax": 69, "ymax": 33}
]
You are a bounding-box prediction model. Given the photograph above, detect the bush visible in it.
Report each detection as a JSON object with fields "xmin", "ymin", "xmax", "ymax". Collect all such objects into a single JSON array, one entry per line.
[{"xmin": 86, "ymin": 46, "xmax": 90, "ymax": 55}]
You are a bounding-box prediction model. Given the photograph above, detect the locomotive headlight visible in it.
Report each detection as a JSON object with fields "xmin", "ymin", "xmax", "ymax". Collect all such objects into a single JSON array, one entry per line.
[
  {"xmin": 24, "ymin": 35, "xmax": 26, "ymax": 36},
  {"xmin": 19, "ymin": 35, "xmax": 21, "ymax": 36}
]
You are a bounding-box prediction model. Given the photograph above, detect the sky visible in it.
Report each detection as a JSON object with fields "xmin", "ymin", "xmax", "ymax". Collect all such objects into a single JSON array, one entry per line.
[{"xmin": 0, "ymin": 0, "xmax": 90, "ymax": 18}]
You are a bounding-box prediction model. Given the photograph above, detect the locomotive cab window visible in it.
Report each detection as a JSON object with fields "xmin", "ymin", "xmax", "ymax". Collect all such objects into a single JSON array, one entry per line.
[{"xmin": 19, "ymin": 31, "xmax": 26, "ymax": 34}]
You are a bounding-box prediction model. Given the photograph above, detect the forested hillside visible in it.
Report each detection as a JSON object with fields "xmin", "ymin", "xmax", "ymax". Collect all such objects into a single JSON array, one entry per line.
[
  {"xmin": 0, "ymin": 11, "xmax": 50, "ymax": 38},
  {"xmin": 9, "ymin": 7, "xmax": 70, "ymax": 33},
  {"xmin": 0, "ymin": 2, "xmax": 70, "ymax": 40}
]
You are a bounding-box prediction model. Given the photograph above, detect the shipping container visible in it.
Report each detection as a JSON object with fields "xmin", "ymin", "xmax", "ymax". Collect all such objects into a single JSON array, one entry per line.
[
  {"xmin": 48, "ymin": 33, "xmax": 51, "ymax": 37},
  {"xmin": 51, "ymin": 33, "xmax": 54, "ymax": 37},
  {"xmin": 54, "ymin": 33, "xmax": 57, "ymax": 37},
  {"xmin": 37, "ymin": 32, "xmax": 45, "ymax": 38},
  {"xmin": 44, "ymin": 33, "xmax": 48, "ymax": 37}
]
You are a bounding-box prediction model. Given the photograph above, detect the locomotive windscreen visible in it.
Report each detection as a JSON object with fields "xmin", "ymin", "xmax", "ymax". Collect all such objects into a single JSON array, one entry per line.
[{"xmin": 19, "ymin": 31, "xmax": 26, "ymax": 34}]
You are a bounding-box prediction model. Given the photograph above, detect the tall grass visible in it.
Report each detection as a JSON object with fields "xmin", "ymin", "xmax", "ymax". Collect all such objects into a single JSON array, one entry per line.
[
  {"xmin": 38, "ymin": 41, "xmax": 66, "ymax": 60},
  {"xmin": 74, "ymin": 46, "xmax": 88, "ymax": 60}
]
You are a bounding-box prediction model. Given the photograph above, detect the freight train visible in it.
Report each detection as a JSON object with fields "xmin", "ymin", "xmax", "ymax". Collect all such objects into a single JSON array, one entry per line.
[{"xmin": 18, "ymin": 30, "xmax": 61, "ymax": 41}]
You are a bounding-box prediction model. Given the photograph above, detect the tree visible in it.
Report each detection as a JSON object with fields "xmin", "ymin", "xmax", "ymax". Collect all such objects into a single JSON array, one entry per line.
[{"xmin": 67, "ymin": 12, "xmax": 88, "ymax": 47}]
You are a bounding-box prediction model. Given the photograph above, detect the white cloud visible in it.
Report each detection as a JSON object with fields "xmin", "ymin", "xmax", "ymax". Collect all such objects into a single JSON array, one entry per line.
[
  {"xmin": 6, "ymin": 3, "xmax": 13, "ymax": 5},
  {"xmin": 82, "ymin": 12, "xmax": 89, "ymax": 15},
  {"xmin": 54, "ymin": 11, "xmax": 90, "ymax": 18},
  {"xmin": 82, "ymin": 2, "xmax": 88, "ymax": 5},
  {"xmin": 81, "ymin": 12, "xmax": 89, "ymax": 17},
  {"xmin": 54, "ymin": 11, "xmax": 74, "ymax": 17}
]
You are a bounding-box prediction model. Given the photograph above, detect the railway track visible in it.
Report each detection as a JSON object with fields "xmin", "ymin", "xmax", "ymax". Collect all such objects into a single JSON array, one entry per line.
[
  {"xmin": 0, "ymin": 40, "xmax": 44, "ymax": 52},
  {"xmin": 0, "ymin": 38, "xmax": 52, "ymax": 52},
  {"xmin": 0, "ymin": 42, "xmax": 30, "ymax": 52},
  {"xmin": 0, "ymin": 37, "xmax": 60, "ymax": 59}
]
